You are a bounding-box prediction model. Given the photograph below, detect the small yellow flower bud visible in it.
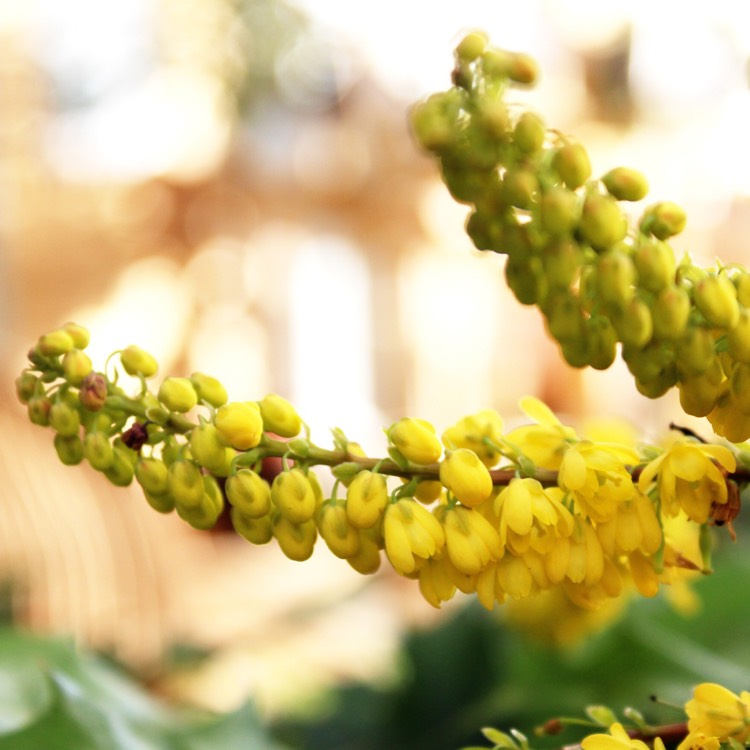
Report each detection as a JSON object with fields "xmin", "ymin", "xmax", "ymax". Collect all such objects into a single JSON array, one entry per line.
[
  {"xmin": 455, "ymin": 31, "xmax": 487, "ymax": 62},
  {"xmin": 675, "ymin": 326, "xmax": 716, "ymax": 377},
  {"xmin": 49, "ymin": 401, "xmax": 81, "ymax": 437},
  {"xmin": 83, "ymin": 432, "xmax": 114, "ymax": 471},
  {"xmin": 693, "ymin": 274, "xmax": 740, "ymax": 330},
  {"xmin": 135, "ymin": 457, "xmax": 170, "ymax": 496},
  {"xmin": 189, "ymin": 372, "xmax": 228, "ymax": 408},
  {"xmin": 28, "ymin": 395, "xmax": 52, "ymax": 426},
  {"xmin": 553, "ymin": 143, "xmax": 591, "ymax": 190},
  {"xmin": 640, "ymin": 201, "xmax": 687, "ymax": 239},
  {"xmin": 177, "ymin": 492, "xmax": 221, "ymax": 530},
  {"xmin": 596, "ymin": 249, "xmax": 636, "ymax": 306},
  {"xmin": 215, "ymin": 401, "xmax": 263, "ymax": 450},
  {"xmin": 62, "ymin": 322, "xmax": 90, "ymax": 350},
  {"xmin": 318, "ymin": 499, "xmax": 361, "ymax": 559},
  {"xmin": 273, "ymin": 515, "xmax": 317, "ymax": 561},
  {"xmin": 727, "ymin": 307, "xmax": 750, "ymax": 363},
  {"xmin": 601, "ymin": 166, "xmax": 649, "ymax": 202},
  {"xmin": 120, "ymin": 345, "xmax": 158, "ymax": 378},
  {"xmin": 158, "ymin": 377, "xmax": 198, "ymax": 413},
  {"xmin": 502, "ymin": 168, "xmax": 538, "ymax": 209},
  {"xmin": 633, "ymin": 237, "xmax": 676, "ymax": 292},
  {"xmin": 578, "ymin": 193, "xmax": 627, "ymax": 250},
  {"xmin": 15, "ymin": 372, "xmax": 39, "ymax": 404},
  {"xmin": 62, "ymin": 349, "xmax": 93, "ymax": 386},
  {"xmin": 226, "ymin": 469, "xmax": 271, "ymax": 518},
  {"xmin": 103, "ymin": 445, "xmax": 135, "ymax": 487},
  {"xmin": 651, "ymin": 285, "xmax": 690, "ymax": 340},
  {"xmin": 540, "ymin": 188, "xmax": 579, "ymax": 236},
  {"xmin": 142, "ymin": 488, "xmax": 175, "ymax": 514},
  {"xmin": 611, "ymin": 296, "xmax": 653, "ymax": 348},
  {"xmin": 389, "ymin": 418, "xmax": 442, "ymax": 465},
  {"xmin": 189, "ymin": 422, "xmax": 230, "ymax": 473},
  {"xmin": 168, "ymin": 459, "xmax": 205, "ymax": 509},
  {"xmin": 346, "ymin": 470, "xmax": 388, "ymax": 529},
  {"xmin": 439, "ymin": 449, "xmax": 493, "ymax": 507},
  {"xmin": 346, "ymin": 528, "xmax": 382, "ymax": 575},
  {"xmin": 259, "ymin": 393, "xmax": 302, "ymax": 438},
  {"xmin": 414, "ymin": 480, "xmax": 443, "ymax": 504},
  {"xmin": 436, "ymin": 505, "xmax": 503, "ymax": 575},
  {"xmin": 513, "ymin": 112, "xmax": 545, "ymax": 154},
  {"xmin": 271, "ymin": 468, "xmax": 316, "ymax": 523},
  {"xmin": 508, "ymin": 52, "xmax": 538, "ymax": 85},
  {"xmin": 54, "ymin": 434, "xmax": 84, "ymax": 466},
  {"xmin": 383, "ymin": 499, "xmax": 445, "ymax": 575},
  {"xmin": 232, "ymin": 508, "xmax": 273, "ymax": 545},
  {"xmin": 37, "ymin": 329, "xmax": 75, "ymax": 356}
]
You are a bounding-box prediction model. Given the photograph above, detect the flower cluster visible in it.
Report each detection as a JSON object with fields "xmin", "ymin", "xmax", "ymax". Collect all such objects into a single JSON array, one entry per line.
[
  {"xmin": 16, "ymin": 325, "xmax": 744, "ymax": 615},
  {"xmin": 412, "ymin": 32, "xmax": 750, "ymax": 442}
]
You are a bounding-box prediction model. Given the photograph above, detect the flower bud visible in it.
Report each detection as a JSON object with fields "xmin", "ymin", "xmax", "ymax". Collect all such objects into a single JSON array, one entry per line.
[
  {"xmin": 383, "ymin": 499, "xmax": 445, "ymax": 575},
  {"xmin": 414, "ymin": 480, "xmax": 443, "ymax": 504},
  {"xmin": 540, "ymin": 188, "xmax": 579, "ymax": 236},
  {"xmin": 553, "ymin": 143, "xmax": 591, "ymax": 189},
  {"xmin": 727, "ymin": 307, "xmax": 750, "ymax": 363},
  {"xmin": 158, "ymin": 377, "xmax": 198, "ymax": 413},
  {"xmin": 601, "ymin": 167, "xmax": 649, "ymax": 202},
  {"xmin": 168, "ymin": 459, "xmax": 205, "ymax": 509},
  {"xmin": 455, "ymin": 31, "xmax": 487, "ymax": 62},
  {"xmin": 28, "ymin": 395, "xmax": 52, "ymax": 426},
  {"xmin": 544, "ymin": 291, "xmax": 584, "ymax": 342},
  {"xmin": 271, "ymin": 468, "xmax": 316, "ymax": 523},
  {"xmin": 189, "ymin": 422, "xmax": 230, "ymax": 473},
  {"xmin": 389, "ymin": 418, "xmax": 442, "ymax": 465},
  {"xmin": 513, "ymin": 112, "xmax": 545, "ymax": 154},
  {"xmin": 505, "ymin": 256, "xmax": 546, "ymax": 305},
  {"xmin": 633, "ymin": 238, "xmax": 675, "ymax": 292},
  {"xmin": 15, "ymin": 372, "xmax": 39, "ymax": 404},
  {"xmin": 541, "ymin": 239, "xmax": 583, "ymax": 289},
  {"xmin": 318, "ymin": 499, "xmax": 361, "ymax": 559},
  {"xmin": 482, "ymin": 49, "xmax": 514, "ymax": 79},
  {"xmin": 83, "ymin": 431, "xmax": 114, "ymax": 471},
  {"xmin": 693, "ymin": 274, "xmax": 740, "ymax": 330},
  {"xmin": 346, "ymin": 470, "xmax": 388, "ymax": 529},
  {"xmin": 651, "ymin": 286, "xmax": 690, "ymax": 340},
  {"xmin": 103, "ymin": 445, "xmax": 135, "ymax": 487},
  {"xmin": 596, "ymin": 249, "xmax": 635, "ymax": 306},
  {"xmin": 232, "ymin": 508, "xmax": 273, "ymax": 545},
  {"xmin": 135, "ymin": 457, "xmax": 170, "ymax": 496},
  {"xmin": 508, "ymin": 52, "xmax": 538, "ymax": 85},
  {"xmin": 675, "ymin": 326, "xmax": 716, "ymax": 377},
  {"xmin": 54, "ymin": 434, "xmax": 84, "ymax": 466},
  {"xmin": 586, "ymin": 316, "xmax": 617, "ymax": 371},
  {"xmin": 215, "ymin": 401, "xmax": 263, "ymax": 450},
  {"xmin": 226, "ymin": 469, "xmax": 271, "ymax": 518},
  {"xmin": 640, "ymin": 201, "xmax": 686, "ymax": 240},
  {"xmin": 436, "ymin": 505, "xmax": 502, "ymax": 575},
  {"xmin": 439, "ymin": 449, "xmax": 493, "ymax": 507},
  {"xmin": 62, "ymin": 349, "xmax": 93, "ymax": 386},
  {"xmin": 62, "ymin": 322, "xmax": 90, "ymax": 349},
  {"xmin": 37, "ymin": 329, "xmax": 75, "ymax": 357},
  {"xmin": 578, "ymin": 194, "xmax": 627, "ymax": 250},
  {"xmin": 79, "ymin": 372, "xmax": 108, "ymax": 411},
  {"xmin": 120, "ymin": 345, "xmax": 158, "ymax": 378},
  {"xmin": 611, "ymin": 296, "xmax": 653, "ymax": 348},
  {"xmin": 734, "ymin": 272, "xmax": 750, "ymax": 307},
  {"xmin": 202, "ymin": 474, "xmax": 224, "ymax": 516},
  {"xmin": 49, "ymin": 401, "xmax": 80, "ymax": 437},
  {"xmin": 142, "ymin": 488, "xmax": 175, "ymax": 514},
  {"xmin": 346, "ymin": 528, "xmax": 382, "ymax": 575},
  {"xmin": 259, "ymin": 393, "xmax": 302, "ymax": 438},
  {"xmin": 189, "ymin": 372, "xmax": 228, "ymax": 408},
  {"xmin": 501, "ymin": 169, "xmax": 538, "ymax": 209},
  {"xmin": 177, "ymin": 493, "xmax": 221, "ymax": 530},
  {"xmin": 273, "ymin": 515, "xmax": 317, "ymax": 561}
]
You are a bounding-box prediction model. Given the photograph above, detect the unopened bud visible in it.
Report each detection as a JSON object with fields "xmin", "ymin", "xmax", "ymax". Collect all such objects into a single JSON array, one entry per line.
[
  {"xmin": 273, "ymin": 515, "xmax": 318, "ymax": 561},
  {"xmin": 189, "ymin": 372, "xmax": 228, "ymax": 408},
  {"xmin": 513, "ymin": 112, "xmax": 545, "ymax": 154},
  {"xmin": 651, "ymin": 286, "xmax": 690, "ymax": 340},
  {"xmin": 540, "ymin": 187, "xmax": 579, "ymax": 236},
  {"xmin": 189, "ymin": 422, "xmax": 229, "ymax": 473},
  {"xmin": 168, "ymin": 459, "xmax": 205, "ymax": 509},
  {"xmin": 553, "ymin": 143, "xmax": 591, "ymax": 190},
  {"xmin": 37, "ymin": 329, "xmax": 74, "ymax": 357},
  {"xmin": 28, "ymin": 395, "xmax": 52, "ymax": 426},
  {"xmin": 542, "ymin": 239, "xmax": 583, "ymax": 288},
  {"xmin": 83, "ymin": 431, "xmax": 114, "ymax": 471},
  {"xmin": 640, "ymin": 201, "xmax": 687, "ymax": 240},
  {"xmin": 389, "ymin": 418, "xmax": 442, "ymax": 465},
  {"xmin": 439, "ymin": 449, "xmax": 493, "ymax": 507},
  {"xmin": 727, "ymin": 307, "xmax": 750, "ymax": 363},
  {"xmin": 611, "ymin": 296, "xmax": 653, "ymax": 348},
  {"xmin": 120, "ymin": 345, "xmax": 158, "ymax": 378},
  {"xmin": 15, "ymin": 372, "xmax": 39, "ymax": 404},
  {"xmin": 346, "ymin": 470, "xmax": 388, "ymax": 529},
  {"xmin": 135, "ymin": 457, "xmax": 170, "ymax": 496},
  {"xmin": 579, "ymin": 193, "xmax": 627, "ymax": 250},
  {"xmin": 693, "ymin": 274, "xmax": 740, "ymax": 330},
  {"xmin": 675, "ymin": 326, "xmax": 716, "ymax": 377},
  {"xmin": 49, "ymin": 401, "xmax": 80, "ymax": 437},
  {"xmin": 103, "ymin": 445, "xmax": 135, "ymax": 487},
  {"xmin": 226, "ymin": 469, "xmax": 271, "ymax": 518},
  {"xmin": 54, "ymin": 434, "xmax": 83, "ymax": 466},
  {"xmin": 79, "ymin": 372, "xmax": 108, "ymax": 411},
  {"xmin": 601, "ymin": 167, "xmax": 649, "ymax": 202},
  {"xmin": 62, "ymin": 322, "xmax": 90, "ymax": 350},
  {"xmin": 259, "ymin": 393, "xmax": 302, "ymax": 438},
  {"xmin": 318, "ymin": 499, "xmax": 360, "ymax": 559},
  {"xmin": 596, "ymin": 249, "xmax": 635, "ymax": 306},
  {"xmin": 232, "ymin": 508, "xmax": 273, "ymax": 545},
  {"xmin": 633, "ymin": 238, "xmax": 676, "ymax": 292},
  {"xmin": 508, "ymin": 52, "xmax": 538, "ymax": 85},
  {"xmin": 158, "ymin": 377, "xmax": 198, "ymax": 413},
  {"xmin": 455, "ymin": 31, "xmax": 487, "ymax": 63},
  {"xmin": 272, "ymin": 468, "xmax": 316, "ymax": 523},
  {"xmin": 62, "ymin": 349, "xmax": 93, "ymax": 386},
  {"xmin": 215, "ymin": 401, "xmax": 263, "ymax": 450}
]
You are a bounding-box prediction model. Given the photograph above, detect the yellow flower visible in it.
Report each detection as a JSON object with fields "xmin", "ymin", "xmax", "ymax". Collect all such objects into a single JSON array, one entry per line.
[
  {"xmin": 677, "ymin": 730, "xmax": 721, "ymax": 750},
  {"xmin": 442, "ymin": 409, "xmax": 504, "ymax": 467},
  {"xmin": 383, "ymin": 499, "xmax": 445, "ymax": 575},
  {"xmin": 686, "ymin": 683, "xmax": 750, "ymax": 741},
  {"xmin": 558, "ymin": 440, "xmax": 640, "ymax": 522},
  {"xmin": 215, "ymin": 401, "xmax": 264, "ymax": 450},
  {"xmin": 595, "ymin": 491, "xmax": 662, "ymax": 556},
  {"xmin": 439, "ymin": 448, "xmax": 493, "ymax": 507},
  {"xmin": 504, "ymin": 396, "xmax": 577, "ymax": 470},
  {"xmin": 581, "ymin": 723, "xmax": 665, "ymax": 750},
  {"xmin": 435, "ymin": 504, "xmax": 503, "ymax": 575},
  {"xmin": 638, "ymin": 441, "xmax": 736, "ymax": 523}
]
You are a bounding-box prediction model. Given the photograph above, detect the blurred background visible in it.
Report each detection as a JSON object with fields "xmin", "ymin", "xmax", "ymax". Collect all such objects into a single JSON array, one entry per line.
[{"xmin": 2, "ymin": 1, "xmax": 750, "ymax": 747}]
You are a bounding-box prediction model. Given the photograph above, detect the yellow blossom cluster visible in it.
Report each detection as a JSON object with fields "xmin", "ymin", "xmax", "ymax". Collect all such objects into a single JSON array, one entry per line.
[{"xmin": 16, "ymin": 325, "xmax": 744, "ymax": 615}]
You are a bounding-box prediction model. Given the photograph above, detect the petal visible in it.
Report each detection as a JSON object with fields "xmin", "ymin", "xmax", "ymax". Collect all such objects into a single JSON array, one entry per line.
[
  {"xmin": 638, "ymin": 454, "xmax": 666, "ymax": 491},
  {"xmin": 519, "ymin": 396, "xmax": 562, "ymax": 427}
]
